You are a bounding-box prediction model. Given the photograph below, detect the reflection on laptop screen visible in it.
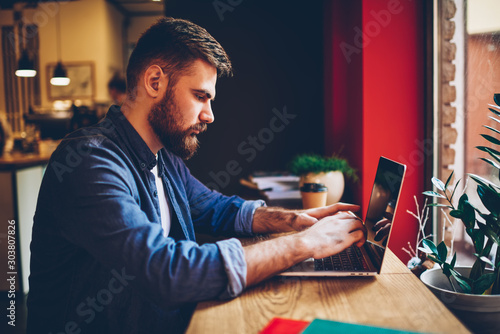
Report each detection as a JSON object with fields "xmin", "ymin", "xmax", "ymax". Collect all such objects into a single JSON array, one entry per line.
[{"xmin": 364, "ymin": 157, "xmax": 406, "ymax": 251}]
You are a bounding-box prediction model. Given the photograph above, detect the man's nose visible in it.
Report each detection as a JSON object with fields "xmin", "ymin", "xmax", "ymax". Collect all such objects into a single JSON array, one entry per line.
[{"xmin": 200, "ymin": 102, "xmax": 214, "ymax": 124}]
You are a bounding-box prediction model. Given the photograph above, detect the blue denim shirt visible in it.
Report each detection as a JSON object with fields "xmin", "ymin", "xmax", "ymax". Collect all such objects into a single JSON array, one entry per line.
[{"xmin": 27, "ymin": 106, "xmax": 265, "ymax": 334}]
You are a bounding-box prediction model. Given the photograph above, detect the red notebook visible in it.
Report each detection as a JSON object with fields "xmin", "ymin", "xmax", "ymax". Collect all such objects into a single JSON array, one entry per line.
[{"xmin": 259, "ymin": 317, "xmax": 310, "ymax": 334}]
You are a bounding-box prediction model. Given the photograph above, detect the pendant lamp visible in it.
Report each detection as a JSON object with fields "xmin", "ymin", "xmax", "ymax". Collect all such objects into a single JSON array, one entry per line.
[
  {"xmin": 15, "ymin": 49, "xmax": 36, "ymax": 77},
  {"xmin": 50, "ymin": 61, "xmax": 70, "ymax": 86},
  {"xmin": 51, "ymin": 9, "xmax": 69, "ymax": 86},
  {"xmin": 15, "ymin": 8, "xmax": 36, "ymax": 78}
]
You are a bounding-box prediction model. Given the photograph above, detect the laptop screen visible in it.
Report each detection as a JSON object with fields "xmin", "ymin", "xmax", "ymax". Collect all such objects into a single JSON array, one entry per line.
[{"xmin": 363, "ymin": 157, "xmax": 406, "ymax": 264}]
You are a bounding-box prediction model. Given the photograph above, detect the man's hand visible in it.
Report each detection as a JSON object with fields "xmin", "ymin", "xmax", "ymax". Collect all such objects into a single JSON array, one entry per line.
[
  {"xmin": 290, "ymin": 203, "xmax": 361, "ymax": 231},
  {"xmin": 244, "ymin": 210, "xmax": 367, "ymax": 286},
  {"xmin": 252, "ymin": 203, "xmax": 361, "ymax": 234},
  {"xmin": 297, "ymin": 211, "xmax": 366, "ymax": 259}
]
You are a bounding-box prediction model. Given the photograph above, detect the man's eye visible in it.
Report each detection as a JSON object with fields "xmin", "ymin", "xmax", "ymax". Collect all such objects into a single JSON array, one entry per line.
[{"xmin": 196, "ymin": 95, "xmax": 205, "ymax": 101}]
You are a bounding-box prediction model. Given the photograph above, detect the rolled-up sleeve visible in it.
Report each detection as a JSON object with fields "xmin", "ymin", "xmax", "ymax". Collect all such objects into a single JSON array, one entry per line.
[
  {"xmin": 216, "ymin": 238, "xmax": 247, "ymax": 299},
  {"xmin": 234, "ymin": 200, "xmax": 267, "ymax": 235},
  {"xmin": 216, "ymin": 200, "xmax": 266, "ymax": 299}
]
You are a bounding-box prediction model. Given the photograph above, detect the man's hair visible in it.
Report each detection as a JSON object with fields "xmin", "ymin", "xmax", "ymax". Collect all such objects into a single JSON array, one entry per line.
[{"xmin": 126, "ymin": 17, "xmax": 232, "ymax": 96}]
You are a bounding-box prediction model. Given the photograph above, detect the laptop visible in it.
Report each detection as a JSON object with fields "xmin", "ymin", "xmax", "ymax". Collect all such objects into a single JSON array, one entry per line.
[{"xmin": 280, "ymin": 156, "xmax": 406, "ymax": 277}]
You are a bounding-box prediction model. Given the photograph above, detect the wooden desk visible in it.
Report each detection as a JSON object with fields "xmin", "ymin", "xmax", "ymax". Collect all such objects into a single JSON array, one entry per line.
[{"xmin": 186, "ymin": 249, "xmax": 470, "ymax": 334}]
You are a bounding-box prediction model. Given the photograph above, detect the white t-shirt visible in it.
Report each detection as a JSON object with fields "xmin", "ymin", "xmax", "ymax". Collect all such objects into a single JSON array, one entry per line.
[{"xmin": 151, "ymin": 162, "xmax": 172, "ymax": 236}]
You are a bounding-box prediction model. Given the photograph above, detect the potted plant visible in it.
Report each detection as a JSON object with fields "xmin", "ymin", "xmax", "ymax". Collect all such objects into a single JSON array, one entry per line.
[
  {"xmin": 287, "ymin": 153, "xmax": 358, "ymax": 205},
  {"xmin": 419, "ymin": 94, "xmax": 500, "ymax": 333}
]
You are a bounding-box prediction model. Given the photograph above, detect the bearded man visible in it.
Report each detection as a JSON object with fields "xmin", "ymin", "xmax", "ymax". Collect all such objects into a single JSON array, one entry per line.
[{"xmin": 27, "ymin": 18, "xmax": 365, "ymax": 334}]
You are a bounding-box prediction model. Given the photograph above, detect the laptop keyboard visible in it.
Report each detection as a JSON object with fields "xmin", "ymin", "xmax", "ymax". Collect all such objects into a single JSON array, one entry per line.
[{"xmin": 314, "ymin": 246, "xmax": 369, "ymax": 272}]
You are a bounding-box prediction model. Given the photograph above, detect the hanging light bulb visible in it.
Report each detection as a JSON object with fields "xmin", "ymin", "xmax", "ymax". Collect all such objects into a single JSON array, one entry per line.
[
  {"xmin": 51, "ymin": 9, "xmax": 69, "ymax": 86},
  {"xmin": 15, "ymin": 49, "xmax": 37, "ymax": 77},
  {"xmin": 50, "ymin": 61, "xmax": 70, "ymax": 86},
  {"xmin": 14, "ymin": 8, "xmax": 36, "ymax": 78}
]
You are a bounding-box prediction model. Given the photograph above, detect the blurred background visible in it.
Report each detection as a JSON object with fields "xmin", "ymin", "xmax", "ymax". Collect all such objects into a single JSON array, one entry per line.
[{"xmin": 1, "ymin": 3, "xmax": 500, "ymax": 329}]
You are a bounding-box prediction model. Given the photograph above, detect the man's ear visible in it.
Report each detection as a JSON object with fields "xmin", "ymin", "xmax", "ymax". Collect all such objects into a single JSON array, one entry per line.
[{"xmin": 143, "ymin": 65, "xmax": 168, "ymax": 98}]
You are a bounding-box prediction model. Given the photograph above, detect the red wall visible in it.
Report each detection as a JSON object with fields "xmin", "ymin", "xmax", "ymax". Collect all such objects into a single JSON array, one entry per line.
[{"xmin": 325, "ymin": 0, "xmax": 425, "ymax": 263}]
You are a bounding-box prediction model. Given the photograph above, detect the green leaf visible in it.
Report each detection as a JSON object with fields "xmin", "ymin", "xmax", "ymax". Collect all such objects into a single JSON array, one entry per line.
[
  {"xmin": 443, "ymin": 262, "xmax": 452, "ymax": 277},
  {"xmin": 478, "ymin": 222, "xmax": 500, "ymax": 246},
  {"xmin": 490, "ymin": 116, "xmax": 500, "ymax": 125},
  {"xmin": 484, "ymin": 125, "xmax": 500, "ymax": 136},
  {"xmin": 437, "ymin": 241, "xmax": 448, "ymax": 262},
  {"xmin": 469, "ymin": 174, "xmax": 500, "ymax": 191},
  {"xmin": 427, "ymin": 203, "xmax": 453, "ymax": 209},
  {"xmin": 481, "ymin": 134, "xmax": 500, "ymax": 146},
  {"xmin": 450, "ymin": 178, "xmax": 461, "ymax": 202},
  {"xmin": 477, "ymin": 146, "xmax": 500, "ymax": 165},
  {"xmin": 494, "ymin": 94, "xmax": 500, "ymax": 107},
  {"xmin": 418, "ymin": 247, "xmax": 433, "ymax": 254},
  {"xmin": 450, "ymin": 252, "xmax": 457, "ymax": 268},
  {"xmin": 480, "ymin": 158, "xmax": 500, "ymax": 170},
  {"xmin": 427, "ymin": 254, "xmax": 442, "ymax": 265},
  {"xmin": 457, "ymin": 193, "xmax": 467, "ymax": 211},
  {"xmin": 483, "ymin": 240, "xmax": 495, "ymax": 261},
  {"xmin": 450, "ymin": 209, "xmax": 463, "ymax": 219},
  {"xmin": 473, "ymin": 273, "xmax": 496, "ymax": 295},
  {"xmin": 457, "ymin": 194, "xmax": 476, "ymax": 230},
  {"xmin": 477, "ymin": 184, "xmax": 500, "ymax": 217},
  {"xmin": 488, "ymin": 108, "xmax": 500, "ymax": 117},
  {"xmin": 480, "ymin": 213, "xmax": 500, "ymax": 230},
  {"xmin": 478, "ymin": 255, "xmax": 495, "ymax": 267},
  {"xmin": 432, "ymin": 177, "xmax": 446, "ymax": 191},
  {"xmin": 445, "ymin": 171, "xmax": 454, "ymax": 189},
  {"xmin": 470, "ymin": 257, "xmax": 485, "ymax": 282},
  {"xmin": 450, "ymin": 271, "xmax": 472, "ymax": 293},
  {"xmin": 477, "ymin": 146, "xmax": 500, "ymax": 156},
  {"xmin": 471, "ymin": 229, "xmax": 486, "ymax": 255},
  {"xmin": 422, "ymin": 239, "xmax": 438, "ymax": 255},
  {"xmin": 422, "ymin": 191, "xmax": 446, "ymax": 199},
  {"xmin": 489, "ymin": 103, "xmax": 500, "ymax": 110}
]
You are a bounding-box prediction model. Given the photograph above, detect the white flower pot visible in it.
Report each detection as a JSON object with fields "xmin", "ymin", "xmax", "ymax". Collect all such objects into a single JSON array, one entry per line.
[
  {"xmin": 420, "ymin": 267, "xmax": 500, "ymax": 333},
  {"xmin": 299, "ymin": 171, "xmax": 344, "ymax": 205}
]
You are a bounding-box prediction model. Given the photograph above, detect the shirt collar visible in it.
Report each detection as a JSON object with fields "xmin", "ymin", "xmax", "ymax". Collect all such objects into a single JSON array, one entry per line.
[{"xmin": 106, "ymin": 105, "xmax": 157, "ymax": 171}]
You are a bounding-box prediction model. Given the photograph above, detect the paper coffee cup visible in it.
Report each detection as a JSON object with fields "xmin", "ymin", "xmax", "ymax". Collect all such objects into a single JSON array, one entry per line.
[{"xmin": 300, "ymin": 183, "xmax": 328, "ymax": 209}]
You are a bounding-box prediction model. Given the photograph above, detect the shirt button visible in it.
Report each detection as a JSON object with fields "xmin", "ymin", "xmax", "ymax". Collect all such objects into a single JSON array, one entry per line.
[
  {"xmin": 140, "ymin": 162, "xmax": 146, "ymax": 169},
  {"xmin": 153, "ymin": 190, "xmax": 158, "ymax": 197}
]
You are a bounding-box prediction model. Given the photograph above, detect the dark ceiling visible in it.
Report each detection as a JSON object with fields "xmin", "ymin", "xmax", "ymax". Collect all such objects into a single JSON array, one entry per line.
[
  {"xmin": 106, "ymin": 0, "xmax": 164, "ymax": 17},
  {"xmin": 0, "ymin": 0, "xmax": 165, "ymax": 17}
]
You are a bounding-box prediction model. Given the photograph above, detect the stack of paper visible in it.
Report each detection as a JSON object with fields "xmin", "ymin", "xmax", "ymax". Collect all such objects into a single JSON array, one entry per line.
[{"xmin": 249, "ymin": 174, "xmax": 301, "ymax": 200}]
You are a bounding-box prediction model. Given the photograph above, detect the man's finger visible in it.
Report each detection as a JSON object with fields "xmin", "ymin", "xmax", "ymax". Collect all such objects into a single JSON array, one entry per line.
[
  {"xmin": 348, "ymin": 219, "xmax": 367, "ymax": 241},
  {"xmin": 349, "ymin": 229, "xmax": 366, "ymax": 248},
  {"xmin": 305, "ymin": 202, "xmax": 360, "ymax": 219}
]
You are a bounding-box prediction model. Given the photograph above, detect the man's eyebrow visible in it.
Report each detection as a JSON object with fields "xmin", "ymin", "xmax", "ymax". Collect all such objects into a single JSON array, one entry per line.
[{"xmin": 192, "ymin": 89, "xmax": 215, "ymax": 101}]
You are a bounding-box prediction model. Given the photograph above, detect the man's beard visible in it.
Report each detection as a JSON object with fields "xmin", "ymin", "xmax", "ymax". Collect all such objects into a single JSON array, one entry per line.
[{"xmin": 148, "ymin": 87, "xmax": 207, "ymax": 160}]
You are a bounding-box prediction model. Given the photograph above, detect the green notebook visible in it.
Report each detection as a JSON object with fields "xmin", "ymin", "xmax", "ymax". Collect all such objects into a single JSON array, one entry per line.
[{"xmin": 301, "ymin": 319, "xmax": 423, "ymax": 334}]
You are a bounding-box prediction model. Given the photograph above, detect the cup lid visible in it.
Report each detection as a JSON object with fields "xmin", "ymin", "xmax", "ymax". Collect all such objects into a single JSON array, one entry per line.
[{"xmin": 300, "ymin": 183, "xmax": 327, "ymax": 192}]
